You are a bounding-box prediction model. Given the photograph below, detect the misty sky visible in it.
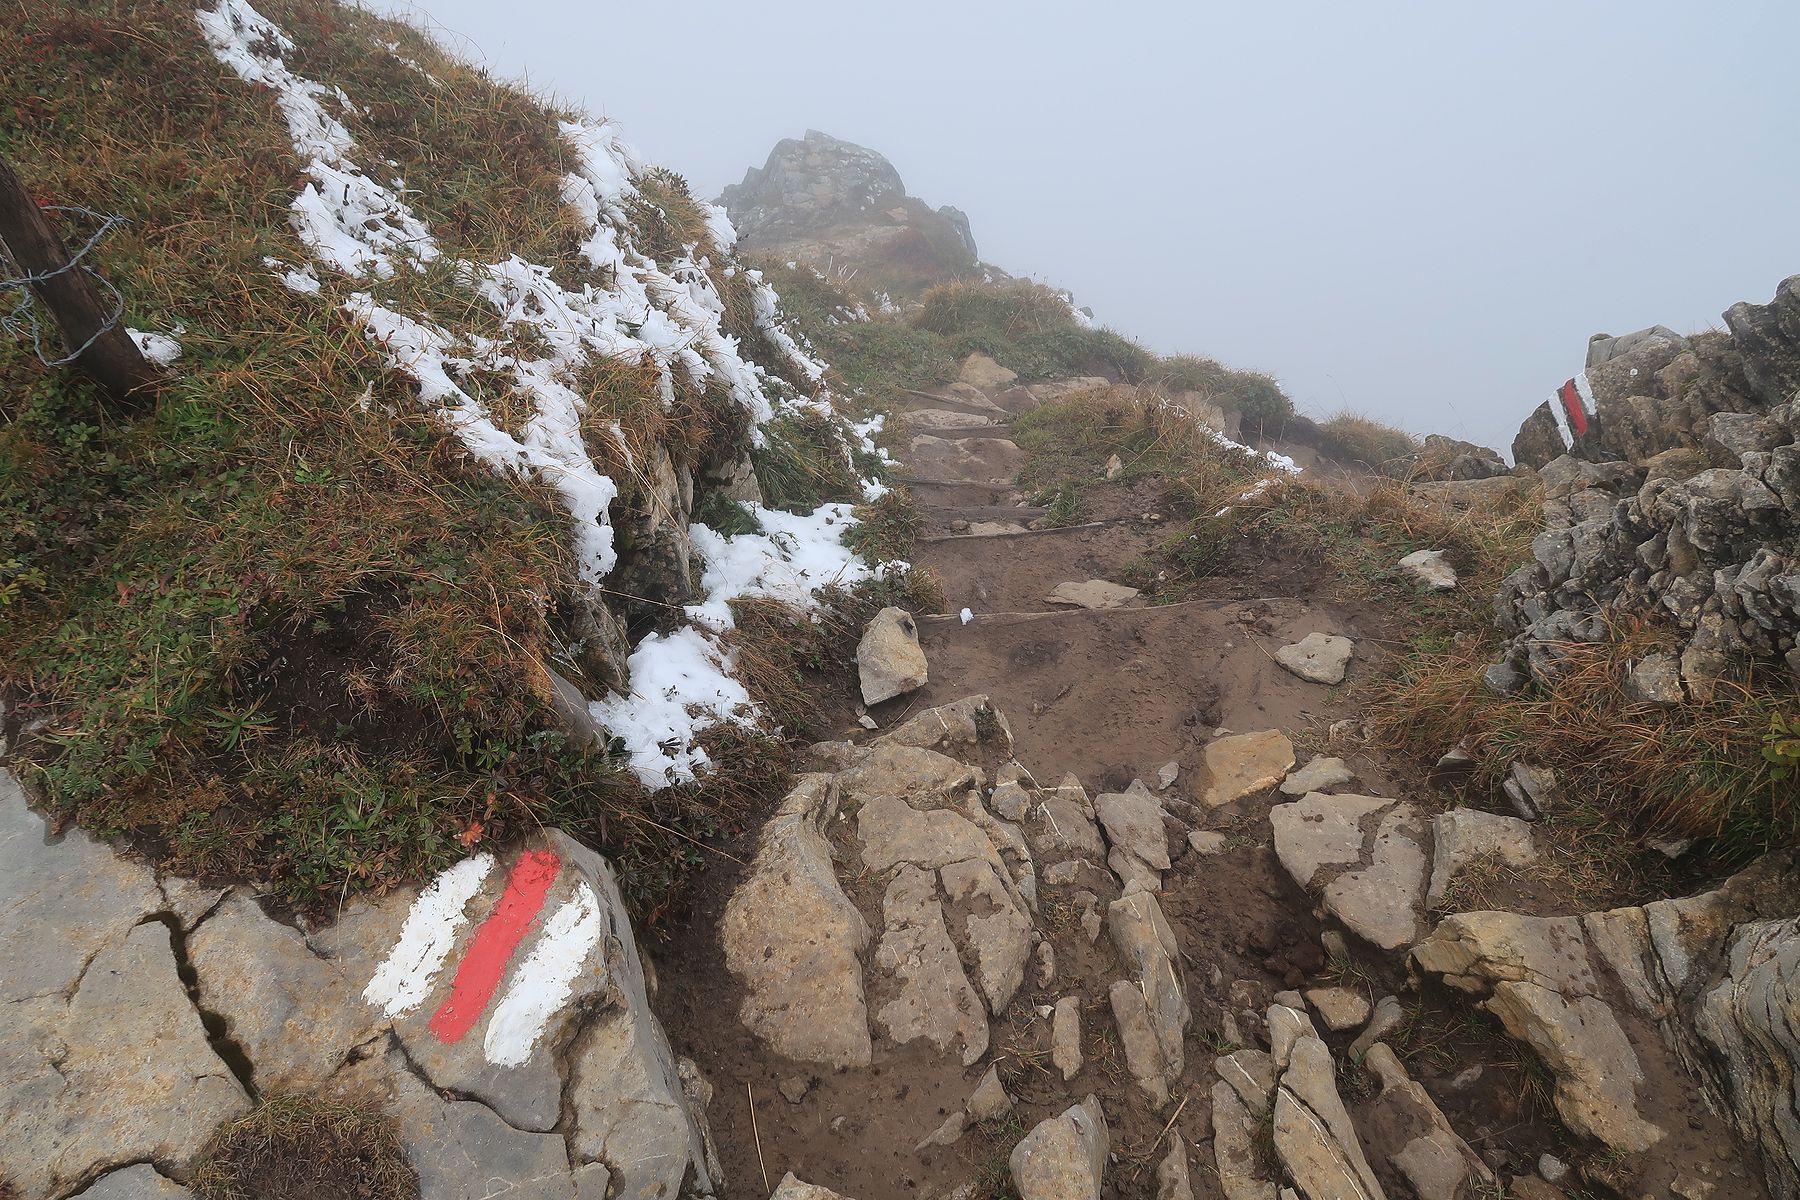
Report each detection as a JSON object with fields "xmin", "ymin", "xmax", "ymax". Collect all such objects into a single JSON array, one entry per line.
[{"xmin": 374, "ymin": 0, "xmax": 1800, "ymax": 453}]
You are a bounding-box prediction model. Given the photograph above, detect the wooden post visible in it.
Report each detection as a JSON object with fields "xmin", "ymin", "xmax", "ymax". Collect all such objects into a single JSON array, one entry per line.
[{"xmin": 0, "ymin": 152, "xmax": 161, "ymax": 404}]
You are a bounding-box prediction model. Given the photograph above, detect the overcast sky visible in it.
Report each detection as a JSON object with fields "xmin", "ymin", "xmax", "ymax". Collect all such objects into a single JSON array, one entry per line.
[{"xmin": 373, "ymin": 0, "xmax": 1800, "ymax": 452}]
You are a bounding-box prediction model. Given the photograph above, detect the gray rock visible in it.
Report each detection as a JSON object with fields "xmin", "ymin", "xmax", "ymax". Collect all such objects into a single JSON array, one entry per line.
[
  {"xmin": 874, "ymin": 695, "xmax": 1014, "ymax": 759},
  {"xmin": 1271, "ymin": 794, "xmax": 1428, "ymax": 950},
  {"xmin": 0, "ymin": 771, "xmax": 165, "ymax": 1005},
  {"xmin": 940, "ymin": 859, "xmax": 1033, "ymax": 1014},
  {"xmin": 1399, "ymin": 548, "xmax": 1458, "ymax": 590},
  {"xmin": 1512, "ymin": 400, "xmax": 1568, "ymax": 469},
  {"xmin": 871, "ymin": 866, "xmax": 988, "ymax": 1065},
  {"xmin": 723, "ymin": 775, "xmax": 873, "ymax": 1068},
  {"xmin": 990, "ymin": 779, "xmax": 1033, "ymax": 823},
  {"xmin": 1032, "ymin": 794, "xmax": 1106, "ymax": 861},
  {"xmin": 915, "ymin": 1110, "xmax": 966, "ymax": 1151},
  {"xmin": 960, "ymin": 353, "xmax": 1017, "ymax": 390},
  {"xmin": 1349, "ymin": 995, "xmax": 1405, "ymax": 1059},
  {"xmin": 1044, "ymin": 579, "xmax": 1140, "ymax": 609},
  {"xmin": 0, "ymin": 920, "xmax": 251, "ymax": 1198},
  {"xmin": 1274, "ymin": 632, "xmax": 1356, "ymax": 685},
  {"xmin": 66, "ymin": 1165, "xmax": 196, "ymax": 1199},
  {"xmin": 1051, "ymin": 996, "xmax": 1084, "ymax": 1080},
  {"xmin": 968, "ymin": 1064, "xmax": 1014, "ymax": 1122},
  {"xmin": 1187, "ymin": 830, "xmax": 1227, "ymax": 855},
  {"xmin": 1009, "ymin": 1096, "xmax": 1108, "ymax": 1200},
  {"xmin": 1537, "ymin": 1154, "xmax": 1569, "ymax": 1184},
  {"xmin": 1156, "ymin": 760, "xmax": 1180, "ymax": 790},
  {"xmin": 1156, "ymin": 1132, "xmax": 1194, "ymax": 1200},
  {"xmin": 1502, "ymin": 761, "xmax": 1563, "ymax": 819},
  {"xmin": 779, "ymin": 1075, "xmax": 811, "ymax": 1104},
  {"xmin": 1094, "ymin": 781, "xmax": 1172, "ymax": 870},
  {"xmin": 1110, "ymin": 978, "xmax": 1174, "ymax": 1107},
  {"xmin": 1366, "ymin": 1043, "xmax": 1495, "ymax": 1200},
  {"xmin": 856, "ymin": 607, "xmax": 928, "ymax": 705},
  {"xmin": 1106, "ymin": 893, "xmax": 1189, "ymax": 1084},
  {"xmin": 383, "ymin": 1050, "xmax": 579, "ymax": 1200},
  {"xmin": 1211, "ymin": 1079, "xmax": 1279, "ymax": 1200},
  {"xmin": 1625, "ymin": 651, "xmax": 1685, "ymax": 704},
  {"xmin": 1267, "ymin": 1005, "xmax": 1386, "ymax": 1200},
  {"xmin": 1426, "ymin": 808, "xmax": 1538, "ymax": 911},
  {"xmin": 1278, "ymin": 756, "xmax": 1354, "ymax": 796}
]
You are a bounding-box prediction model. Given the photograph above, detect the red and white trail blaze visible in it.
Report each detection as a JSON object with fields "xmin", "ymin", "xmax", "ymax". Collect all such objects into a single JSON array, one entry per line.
[{"xmin": 362, "ymin": 849, "xmax": 607, "ymax": 1067}]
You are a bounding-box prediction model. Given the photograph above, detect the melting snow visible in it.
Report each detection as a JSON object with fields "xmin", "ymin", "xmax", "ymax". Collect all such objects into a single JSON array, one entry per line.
[{"xmin": 198, "ymin": 0, "xmax": 892, "ymax": 791}]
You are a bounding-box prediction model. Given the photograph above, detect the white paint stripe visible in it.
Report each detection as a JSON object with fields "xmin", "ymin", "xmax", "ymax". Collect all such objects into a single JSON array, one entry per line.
[
  {"xmin": 363, "ymin": 853, "xmax": 496, "ymax": 1016},
  {"xmin": 483, "ymin": 881, "xmax": 605, "ymax": 1067}
]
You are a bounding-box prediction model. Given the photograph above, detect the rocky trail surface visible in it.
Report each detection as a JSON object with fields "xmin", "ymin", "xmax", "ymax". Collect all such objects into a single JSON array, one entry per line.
[
  {"xmin": 3, "ymin": 355, "xmax": 1792, "ymax": 1200},
  {"xmin": 660, "ymin": 360, "xmax": 1779, "ymax": 1200}
]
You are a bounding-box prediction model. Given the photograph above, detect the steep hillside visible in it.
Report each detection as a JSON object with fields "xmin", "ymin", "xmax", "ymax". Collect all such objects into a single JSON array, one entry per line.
[{"xmin": 0, "ymin": 0, "xmax": 909, "ymax": 913}]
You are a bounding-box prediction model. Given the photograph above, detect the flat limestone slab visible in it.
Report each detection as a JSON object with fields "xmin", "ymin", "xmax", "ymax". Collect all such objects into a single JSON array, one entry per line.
[
  {"xmin": 1198, "ymin": 731, "xmax": 1296, "ymax": 808},
  {"xmin": 1045, "ymin": 579, "xmax": 1140, "ymax": 609},
  {"xmin": 1274, "ymin": 632, "xmax": 1355, "ymax": 685}
]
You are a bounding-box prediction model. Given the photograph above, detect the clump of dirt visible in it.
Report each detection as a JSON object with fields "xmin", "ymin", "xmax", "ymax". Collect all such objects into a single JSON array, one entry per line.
[{"xmin": 192, "ymin": 1095, "xmax": 418, "ymax": 1200}]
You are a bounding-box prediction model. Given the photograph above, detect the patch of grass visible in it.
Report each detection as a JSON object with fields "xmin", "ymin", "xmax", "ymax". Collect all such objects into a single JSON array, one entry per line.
[
  {"xmin": 843, "ymin": 487, "xmax": 923, "ymax": 562},
  {"xmin": 913, "ymin": 280, "xmax": 1152, "ymax": 382},
  {"xmin": 1313, "ymin": 410, "xmax": 1420, "ymax": 472},
  {"xmin": 193, "ymin": 1094, "xmax": 417, "ymax": 1200},
  {"xmin": 751, "ymin": 412, "xmax": 864, "ymax": 512},
  {"xmin": 1150, "ymin": 354, "xmax": 1294, "ymax": 431}
]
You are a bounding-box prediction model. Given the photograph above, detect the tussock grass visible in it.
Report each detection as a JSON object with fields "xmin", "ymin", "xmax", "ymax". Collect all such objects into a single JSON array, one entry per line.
[
  {"xmin": 1313, "ymin": 410, "xmax": 1420, "ymax": 472},
  {"xmin": 913, "ymin": 280, "xmax": 1152, "ymax": 382},
  {"xmin": 1150, "ymin": 353, "xmax": 1294, "ymax": 430},
  {"xmin": 194, "ymin": 1094, "xmax": 417, "ymax": 1200}
]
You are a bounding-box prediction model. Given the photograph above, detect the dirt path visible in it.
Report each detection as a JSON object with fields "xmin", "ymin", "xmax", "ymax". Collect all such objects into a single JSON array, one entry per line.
[{"xmin": 655, "ymin": 377, "xmax": 1763, "ymax": 1200}]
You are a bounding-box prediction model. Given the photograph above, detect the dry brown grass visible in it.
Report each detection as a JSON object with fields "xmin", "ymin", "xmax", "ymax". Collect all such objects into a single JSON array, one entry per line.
[
  {"xmin": 194, "ymin": 1094, "xmax": 417, "ymax": 1200},
  {"xmin": 1313, "ymin": 410, "xmax": 1420, "ymax": 472}
]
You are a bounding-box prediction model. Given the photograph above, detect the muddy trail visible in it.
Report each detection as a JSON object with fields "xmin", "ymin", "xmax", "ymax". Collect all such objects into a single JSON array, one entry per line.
[{"xmin": 656, "ymin": 368, "xmax": 1765, "ymax": 1200}]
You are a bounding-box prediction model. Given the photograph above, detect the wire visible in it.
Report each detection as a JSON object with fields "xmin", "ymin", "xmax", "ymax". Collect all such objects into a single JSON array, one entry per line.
[{"xmin": 0, "ymin": 205, "xmax": 131, "ymax": 367}]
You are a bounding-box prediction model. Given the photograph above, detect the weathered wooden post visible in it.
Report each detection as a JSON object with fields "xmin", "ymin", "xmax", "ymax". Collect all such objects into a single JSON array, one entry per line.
[{"xmin": 0, "ymin": 151, "xmax": 162, "ymax": 404}]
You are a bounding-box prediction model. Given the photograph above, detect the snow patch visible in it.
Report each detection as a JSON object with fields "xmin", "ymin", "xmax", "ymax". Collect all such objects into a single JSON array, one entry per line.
[
  {"xmin": 587, "ymin": 627, "xmax": 759, "ymax": 788},
  {"xmin": 127, "ymin": 327, "xmax": 182, "ymax": 367}
]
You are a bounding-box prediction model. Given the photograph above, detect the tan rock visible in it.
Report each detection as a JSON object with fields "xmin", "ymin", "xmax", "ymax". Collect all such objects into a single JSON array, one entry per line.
[
  {"xmin": 1010, "ymin": 1096, "xmax": 1108, "ymax": 1200},
  {"xmin": 1045, "ymin": 579, "xmax": 1140, "ymax": 609},
  {"xmin": 1274, "ymin": 632, "xmax": 1356, "ymax": 685},
  {"xmin": 1052, "ymin": 996, "xmax": 1084, "ymax": 1080},
  {"xmin": 1199, "ymin": 731, "xmax": 1296, "ymax": 808},
  {"xmin": 1156, "ymin": 1132, "xmax": 1194, "ymax": 1200},
  {"xmin": 968, "ymin": 1064, "xmax": 1014, "ymax": 1122},
  {"xmin": 872, "ymin": 866, "xmax": 989, "ymax": 1065},
  {"xmin": 771, "ymin": 1173, "xmax": 858, "ymax": 1200},
  {"xmin": 959, "ymin": 352, "xmax": 1018, "ymax": 390},
  {"xmin": 1303, "ymin": 986, "xmax": 1372, "ymax": 1032},
  {"xmin": 1212, "ymin": 1079, "xmax": 1279, "ymax": 1200}
]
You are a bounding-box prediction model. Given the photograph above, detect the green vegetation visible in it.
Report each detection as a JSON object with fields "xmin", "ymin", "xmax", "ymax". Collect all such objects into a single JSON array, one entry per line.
[
  {"xmin": 1149, "ymin": 353, "xmax": 1294, "ymax": 429},
  {"xmin": 194, "ymin": 1095, "xmax": 417, "ymax": 1200},
  {"xmin": 0, "ymin": 0, "xmax": 871, "ymax": 918}
]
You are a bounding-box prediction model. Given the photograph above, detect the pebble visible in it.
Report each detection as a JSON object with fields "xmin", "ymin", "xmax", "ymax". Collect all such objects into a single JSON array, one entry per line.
[
  {"xmin": 1538, "ymin": 1153, "xmax": 1570, "ymax": 1183},
  {"xmin": 779, "ymin": 1075, "xmax": 812, "ymax": 1104}
]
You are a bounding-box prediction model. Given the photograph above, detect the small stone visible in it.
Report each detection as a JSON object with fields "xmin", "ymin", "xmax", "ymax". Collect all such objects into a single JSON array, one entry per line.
[
  {"xmin": 1279, "ymin": 756, "xmax": 1354, "ymax": 796},
  {"xmin": 1399, "ymin": 549, "xmax": 1458, "ymax": 590},
  {"xmin": 1095, "ymin": 781, "xmax": 1172, "ymax": 870},
  {"xmin": 916, "ymin": 1110, "xmax": 966, "ymax": 1151},
  {"xmin": 1044, "ymin": 860, "xmax": 1083, "ymax": 885},
  {"xmin": 1052, "ymin": 997, "xmax": 1084, "ymax": 1080},
  {"xmin": 1671, "ymin": 1173, "xmax": 1716, "ymax": 1200},
  {"xmin": 856, "ymin": 607, "xmax": 928, "ymax": 705},
  {"xmin": 1320, "ymin": 930, "xmax": 1350, "ymax": 965},
  {"xmin": 858, "ymin": 714, "xmax": 879, "ymax": 730},
  {"xmin": 1111, "ymin": 979, "xmax": 1173, "ymax": 1107},
  {"xmin": 1348, "ymin": 995, "xmax": 1404, "ymax": 1058},
  {"xmin": 1187, "ymin": 831, "xmax": 1227, "ymax": 855},
  {"xmin": 1035, "ymin": 940, "xmax": 1057, "ymax": 987},
  {"xmin": 1503, "ymin": 761, "xmax": 1562, "ymax": 819},
  {"xmin": 1105, "ymin": 453, "xmax": 1125, "ymax": 480},
  {"xmin": 1075, "ymin": 890, "xmax": 1103, "ymax": 942},
  {"xmin": 1327, "ymin": 719, "xmax": 1359, "ymax": 743},
  {"xmin": 1538, "ymin": 1154, "xmax": 1570, "ymax": 1184},
  {"xmin": 771, "ymin": 1174, "xmax": 855, "ymax": 1200},
  {"xmin": 990, "ymin": 780, "xmax": 1032, "ymax": 823},
  {"xmin": 1156, "ymin": 761, "xmax": 1180, "ymax": 790},
  {"xmin": 1434, "ymin": 744, "xmax": 1475, "ymax": 772},
  {"xmin": 1625, "ymin": 652, "xmax": 1684, "ymax": 705},
  {"xmin": 779, "ymin": 1075, "xmax": 812, "ymax": 1104},
  {"xmin": 1045, "ymin": 579, "xmax": 1140, "ymax": 609},
  {"xmin": 968, "ymin": 1065, "xmax": 1014, "ymax": 1122},
  {"xmin": 1274, "ymin": 632, "xmax": 1356, "ymax": 685},
  {"xmin": 1303, "ymin": 986, "xmax": 1372, "ymax": 1032},
  {"xmin": 1427, "ymin": 808, "xmax": 1538, "ymax": 910}
]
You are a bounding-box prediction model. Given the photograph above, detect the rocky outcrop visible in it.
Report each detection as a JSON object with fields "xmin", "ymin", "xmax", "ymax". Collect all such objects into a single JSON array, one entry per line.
[
  {"xmin": 1411, "ymin": 852, "xmax": 1800, "ymax": 1195},
  {"xmin": 719, "ymin": 130, "xmax": 979, "ymax": 293},
  {"xmin": 0, "ymin": 770, "xmax": 717, "ymax": 1200},
  {"xmin": 1496, "ymin": 276, "xmax": 1800, "ymax": 695}
]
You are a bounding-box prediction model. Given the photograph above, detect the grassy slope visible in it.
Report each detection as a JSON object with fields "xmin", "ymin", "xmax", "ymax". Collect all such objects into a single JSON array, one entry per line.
[{"xmin": 0, "ymin": 1, "xmax": 871, "ymax": 918}]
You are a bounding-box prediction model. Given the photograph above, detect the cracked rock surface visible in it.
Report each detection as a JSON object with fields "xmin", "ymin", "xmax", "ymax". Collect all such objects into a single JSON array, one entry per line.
[{"xmin": 0, "ymin": 770, "xmax": 716, "ymax": 1200}]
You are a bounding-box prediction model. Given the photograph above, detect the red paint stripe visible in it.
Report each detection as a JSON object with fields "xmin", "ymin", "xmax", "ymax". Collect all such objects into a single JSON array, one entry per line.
[
  {"xmin": 428, "ymin": 849, "xmax": 561, "ymax": 1044},
  {"xmin": 1558, "ymin": 379, "xmax": 1589, "ymax": 438}
]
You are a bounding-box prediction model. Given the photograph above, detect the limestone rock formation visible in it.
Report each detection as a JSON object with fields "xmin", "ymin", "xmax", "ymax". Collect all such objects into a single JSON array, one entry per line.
[
  {"xmin": 856, "ymin": 606, "xmax": 929, "ymax": 705},
  {"xmin": 1009, "ymin": 1096, "xmax": 1108, "ymax": 1200},
  {"xmin": 1496, "ymin": 276, "xmax": 1800, "ymax": 694},
  {"xmin": 719, "ymin": 130, "xmax": 979, "ymax": 293},
  {"xmin": 1271, "ymin": 792, "xmax": 1428, "ymax": 950},
  {"xmin": 0, "ymin": 772, "xmax": 717, "ymax": 1200}
]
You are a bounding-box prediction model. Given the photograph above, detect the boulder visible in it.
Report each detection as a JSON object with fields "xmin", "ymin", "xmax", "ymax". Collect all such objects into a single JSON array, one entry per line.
[
  {"xmin": 1199, "ymin": 731, "xmax": 1296, "ymax": 808},
  {"xmin": 1009, "ymin": 1096, "xmax": 1108, "ymax": 1200},
  {"xmin": 1274, "ymin": 632, "xmax": 1355, "ymax": 685},
  {"xmin": 856, "ymin": 607, "xmax": 928, "ymax": 705},
  {"xmin": 1512, "ymin": 401, "xmax": 1567, "ymax": 469},
  {"xmin": 1094, "ymin": 780, "xmax": 1172, "ymax": 871},
  {"xmin": 960, "ymin": 353, "xmax": 1018, "ymax": 390}
]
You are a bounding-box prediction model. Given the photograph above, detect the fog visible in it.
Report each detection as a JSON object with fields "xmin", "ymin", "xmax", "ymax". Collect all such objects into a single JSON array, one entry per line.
[{"xmin": 373, "ymin": 0, "xmax": 1800, "ymax": 453}]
